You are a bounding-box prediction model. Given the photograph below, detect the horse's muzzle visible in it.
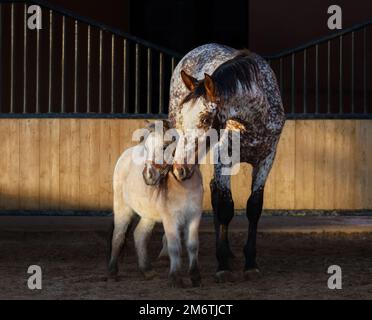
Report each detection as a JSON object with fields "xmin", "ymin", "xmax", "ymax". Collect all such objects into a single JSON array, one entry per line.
[
  {"xmin": 142, "ymin": 165, "xmax": 161, "ymax": 186},
  {"xmin": 173, "ymin": 164, "xmax": 194, "ymax": 181}
]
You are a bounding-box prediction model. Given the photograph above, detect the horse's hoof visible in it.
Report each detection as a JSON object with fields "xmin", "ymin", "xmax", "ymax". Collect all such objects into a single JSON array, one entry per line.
[
  {"xmin": 244, "ymin": 268, "xmax": 261, "ymax": 281},
  {"xmin": 142, "ymin": 269, "xmax": 157, "ymax": 280},
  {"xmin": 214, "ymin": 270, "xmax": 235, "ymax": 283},
  {"xmin": 169, "ymin": 275, "xmax": 185, "ymax": 288}
]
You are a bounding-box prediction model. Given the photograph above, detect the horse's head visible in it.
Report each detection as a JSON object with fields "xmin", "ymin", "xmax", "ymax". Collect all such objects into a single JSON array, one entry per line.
[
  {"xmin": 172, "ymin": 70, "xmax": 221, "ymax": 181},
  {"xmin": 142, "ymin": 119, "xmax": 176, "ymax": 186},
  {"xmin": 174, "ymin": 56, "xmax": 259, "ymax": 181}
]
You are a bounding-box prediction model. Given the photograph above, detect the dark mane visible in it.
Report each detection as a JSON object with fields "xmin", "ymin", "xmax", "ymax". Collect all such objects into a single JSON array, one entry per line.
[{"xmin": 181, "ymin": 50, "xmax": 259, "ymax": 105}]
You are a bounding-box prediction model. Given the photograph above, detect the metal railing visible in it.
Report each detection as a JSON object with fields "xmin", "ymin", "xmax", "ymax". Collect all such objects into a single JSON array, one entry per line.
[
  {"xmin": 0, "ymin": 0, "xmax": 371, "ymax": 118},
  {"xmin": 265, "ymin": 20, "xmax": 372, "ymax": 119},
  {"xmin": 0, "ymin": 0, "xmax": 182, "ymax": 116}
]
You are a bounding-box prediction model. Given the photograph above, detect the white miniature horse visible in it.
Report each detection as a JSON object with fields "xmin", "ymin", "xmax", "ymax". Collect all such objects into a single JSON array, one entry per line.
[{"xmin": 108, "ymin": 120, "xmax": 203, "ymax": 287}]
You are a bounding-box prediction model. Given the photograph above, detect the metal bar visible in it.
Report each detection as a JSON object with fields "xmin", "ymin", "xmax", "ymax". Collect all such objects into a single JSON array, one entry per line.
[
  {"xmin": 10, "ymin": 3, "xmax": 14, "ymax": 113},
  {"xmin": 99, "ymin": 30, "xmax": 103, "ymax": 113},
  {"xmin": 86, "ymin": 25, "xmax": 91, "ymax": 112},
  {"xmin": 291, "ymin": 53, "xmax": 295, "ymax": 114},
  {"xmin": 74, "ymin": 20, "xmax": 78, "ymax": 113},
  {"xmin": 147, "ymin": 48, "xmax": 152, "ymax": 114},
  {"xmin": 134, "ymin": 43, "xmax": 140, "ymax": 113},
  {"xmin": 159, "ymin": 52, "xmax": 164, "ymax": 114},
  {"xmin": 48, "ymin": 10, "xmax": 53, "ymax": 113},
  {"xmin": 351, "ymin": 31, "xmax": 355, "ymax": 114},
  {"xmin": 265, "ymin": 18, "xmax": 372, "ymax": 60},
  {"xmin": 363, "ymin": 27, "xmax": 367, "ymax": 113},
  {"xmin": 111, "ymin": 34, "xmax": 115, "ymax": 113},
  {"xmin": 315, "ymin": 45, "xmax": 319, "ymax": 114},
  {"xmin": 122, "ymin": 39, "xmax": 128, "ymax": 113},
  {"xmin": 339, "ymin": 35, "xmax": 343, "ymax": 114},
  {"xmin": 327, "ymin": 40, "xmax": 331, "ymax": 114},
  {"xmin": 36, "ymin": 18, "xmax": 40, "ymax": 113},
  {"xmin": 23, "ymin": 3, "xmax": 27, "ymax": 113},
  {"xmin": 61, "ymin": 16, "xmax": 65, "ymax": 113},
  {"xmin": 303, "ymin": 49, "xmax": 307, "ymax": 113},
  {"xmin": 17, "ymin": 0, "xmax": 183, "ymax": 58},
  {"xmin": 0, "ymin": 4, "xmax": 2, "ymax": 112}
]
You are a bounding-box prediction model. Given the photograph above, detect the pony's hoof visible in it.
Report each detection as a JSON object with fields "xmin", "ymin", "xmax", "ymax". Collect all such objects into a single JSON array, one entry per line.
[
  {"xmin": 214, "ymin": 270, "xmax": 235, "ymax": 283},
  {"xmin": 244, "ymin": 268, "xmax": 261, "ymax": 281},
  {"xmin": 142, "ymin": 270, "xmax": 157, "ymax": 280},
  {"xmin": 169, "ymin": 275, "xmax": 185, "ymax": 288}
]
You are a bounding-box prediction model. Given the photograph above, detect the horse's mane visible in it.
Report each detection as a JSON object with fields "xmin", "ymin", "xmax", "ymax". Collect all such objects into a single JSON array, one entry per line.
[{"xmin": 181, "ymin": 50, "xmax": 259, "ymax": 105}]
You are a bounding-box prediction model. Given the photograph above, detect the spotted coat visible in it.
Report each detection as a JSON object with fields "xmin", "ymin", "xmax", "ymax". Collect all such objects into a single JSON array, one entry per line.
[{"xmin": 169, "ymin": 43, "xmax": 285, "ymax": 191}]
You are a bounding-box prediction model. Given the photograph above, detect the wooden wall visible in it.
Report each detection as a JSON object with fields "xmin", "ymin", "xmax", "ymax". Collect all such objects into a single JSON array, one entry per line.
[{"xmin": 0, "ymin": 119, "xmax": 371, "ymax": 211}]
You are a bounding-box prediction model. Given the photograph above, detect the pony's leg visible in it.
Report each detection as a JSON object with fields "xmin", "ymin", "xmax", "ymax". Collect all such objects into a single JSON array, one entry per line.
[
  {"xmin": 162, "ymin": 217, "xmax": 183, "ymax": 288},
  {"xmin": 108, "ymin": 204, "xmax": 135, "ymax": 279},
  {"xmin": 134, "ymin": 217, "xmax": 156, "ymax": 279},
  {"xmin": 158, "ymin": 234, "xmax": 168, "ymax": 259},
  {"xmin": 185, "ymin": 215, "xmax": 202, "ymax": 287},
  {"xmin": 244, "ymin": 150, "xmax": 276, "ymax": 279},
  {"xmin": 210, "ymin": 163, "xmax": 235, "ymax": 282}
]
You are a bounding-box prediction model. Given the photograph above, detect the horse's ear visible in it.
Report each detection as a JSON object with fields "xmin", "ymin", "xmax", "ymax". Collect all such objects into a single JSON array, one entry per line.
[
  {"xmin": 204, "ymin": 73, "xmax": 217, "ymax": 102},
  {"xmin": 181, "ymin": 70, "xmax": 198, "ymax": 91}
]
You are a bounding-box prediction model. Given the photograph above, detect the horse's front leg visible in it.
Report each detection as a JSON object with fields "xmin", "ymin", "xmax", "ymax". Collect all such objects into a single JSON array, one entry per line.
[
  {"xmin": 210, "ymin": 163, "xmax": 235, "ymax": 283},
  {"xmin": 134, "ymin": 217, "xmax": 156, "ymax": 279},
  {"xmin": 162, "ymin": 216, "xmax": 184, "ymax": 288},
  {"xmin": 244, "ymin": 150, "xmax": 276, "ymax": 279},
  {"xmin": 185, "ymin": 215, "xmax": 202, "ymax": 287}
]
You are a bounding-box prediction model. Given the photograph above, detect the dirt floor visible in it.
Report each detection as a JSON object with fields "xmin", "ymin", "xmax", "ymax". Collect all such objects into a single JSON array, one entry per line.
[{"xmin": 0, "ymin": 215, "xmax": 372, "ymax": 300}]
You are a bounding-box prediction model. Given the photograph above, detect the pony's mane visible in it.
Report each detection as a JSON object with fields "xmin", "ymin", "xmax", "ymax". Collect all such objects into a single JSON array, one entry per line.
[{"xmin": 181, "ymin": 50, "xmax": 259, "ymax": 105}]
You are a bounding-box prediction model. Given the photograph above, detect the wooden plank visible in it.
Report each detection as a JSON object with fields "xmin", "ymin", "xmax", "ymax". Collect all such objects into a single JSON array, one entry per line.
[
  {"xmin": 0, "ymin": 120, "xmax": 20, "ymax": 209},
  {"xmin": 59, "ymin": 119, "xmax": 80, "ymax": 210},
  {"xmin": 295, "ymin": 120, "xmax": 316, "ymax": 209},
  {"xmin": 354, "ymin": 120, "xmax": 367, "ymax": 209},
  {"xmin": 79, "ymin": 119, "xmax": 101, "ymax": 210},
  {"xmin": 119, "ymin": 119, "xmax": 147, "ymax": 153},
  {"xmin": 367, "ymin": 121, "xmax": 372, "ymax": 209},
  {"xmin": 333, "ymin": 120, "xmax": 355, "ymax": 209},
  {"xmin": 99, "ymin": 119, "xmax": 120, "ymax": 210},
  {"xmin": 360, "ymin": 120, "xmax": 372, "ymax": 209},
  {"xmin": 19, "ymin": 119, "xmax": 40, "ymax": 210},
  {"xmin": 39, "ymin": 119, "xmax": 60, "ymax": 210},
  {"xmin": 314, "ymin": 120, "xmax": 335, "ymax": 209},
  {"xmin": 274, "ymin": 120, "xmax": 295, "ymax": 209}
]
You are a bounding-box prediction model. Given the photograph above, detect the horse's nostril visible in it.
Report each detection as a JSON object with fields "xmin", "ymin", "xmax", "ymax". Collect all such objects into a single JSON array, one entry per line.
[{"xmin": 181, "ymin": 167, "xmax": 186, "ymax": 178}]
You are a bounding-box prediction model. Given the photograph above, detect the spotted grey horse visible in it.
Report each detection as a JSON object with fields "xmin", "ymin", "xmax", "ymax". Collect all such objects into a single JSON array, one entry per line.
[{"xmin": 168, "ymin": 43, "xmax": 286, "ymax": 282}]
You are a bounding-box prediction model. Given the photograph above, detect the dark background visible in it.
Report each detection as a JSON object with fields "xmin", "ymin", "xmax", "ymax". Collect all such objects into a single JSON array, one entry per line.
[{"xmin": 47, "ymin": 0, "xmax": 372, "ymax": 55}]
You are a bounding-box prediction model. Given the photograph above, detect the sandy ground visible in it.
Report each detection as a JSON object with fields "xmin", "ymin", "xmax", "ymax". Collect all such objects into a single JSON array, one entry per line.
[{"xmin": 0, "ymin": 215, "xmax": 372, "ymax": 300}]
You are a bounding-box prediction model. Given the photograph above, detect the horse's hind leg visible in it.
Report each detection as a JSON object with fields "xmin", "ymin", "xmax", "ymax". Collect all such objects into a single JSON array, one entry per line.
[
  {"xmin": 244, "ymin": 150, "xmax": 276, "ymax": 280},
  {"xmin": 134, "ymin": 217, "xmax": 156, "ymax": 279},
  {"xmin": 185, "ymin": 215, "xmax": 202, "ymax": 287},
  {"xmin": 108, "ymin": 205, "xmax": 134, "ymax": 280}
]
